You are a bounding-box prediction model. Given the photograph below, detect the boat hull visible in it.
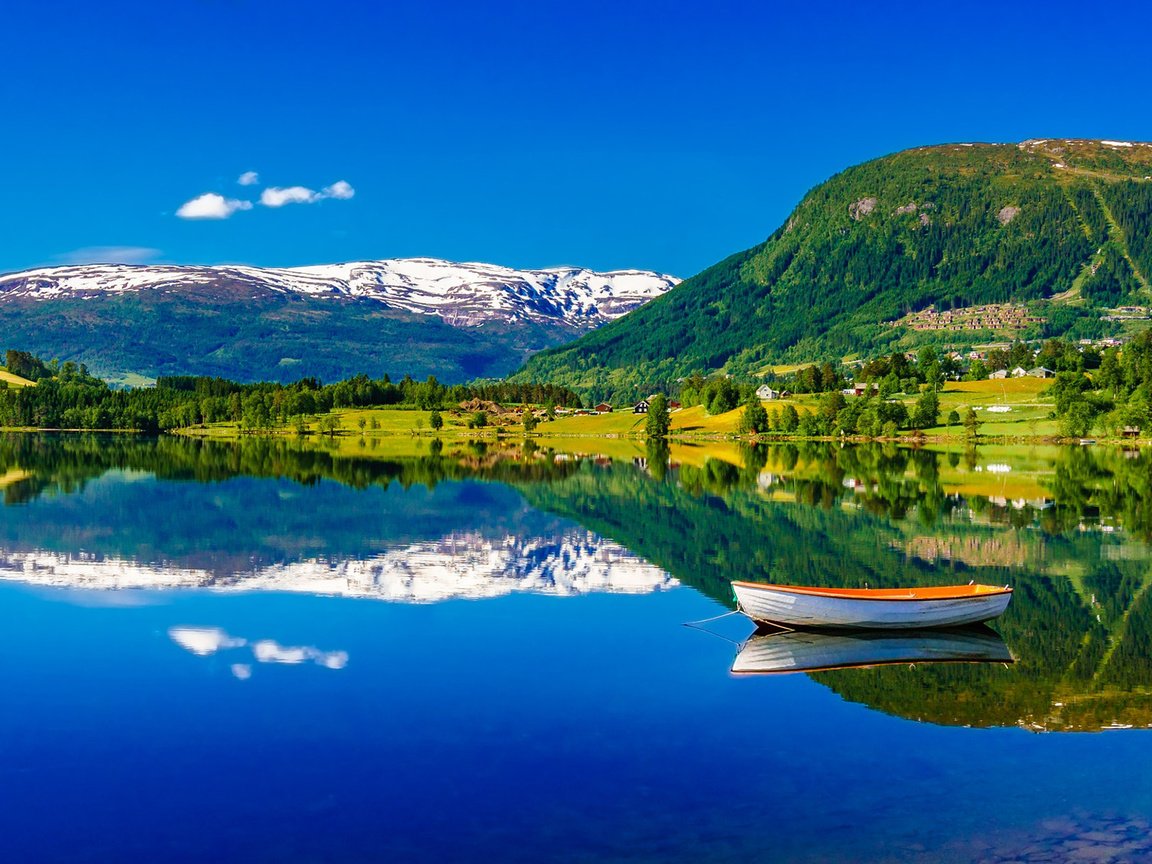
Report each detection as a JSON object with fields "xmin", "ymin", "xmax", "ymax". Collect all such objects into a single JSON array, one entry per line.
[{"xmin": 732, "ymin": 582, "xmax": 1012, "ymax": 629}]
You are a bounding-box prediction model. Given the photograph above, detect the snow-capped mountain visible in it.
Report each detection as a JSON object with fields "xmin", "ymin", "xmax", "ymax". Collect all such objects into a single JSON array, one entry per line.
[
  {"xmin": 0, "ymin": 258, "xmax": 678, "ymax": 382},
  {"xmin": 0, "ymin": 258, "xmax": 678, "ymax": 328}
]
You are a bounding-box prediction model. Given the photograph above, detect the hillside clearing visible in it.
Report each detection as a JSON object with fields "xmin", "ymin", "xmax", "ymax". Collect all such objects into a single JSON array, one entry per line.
[{"xmin": 0, "ymin": 368, "xmax": 35, "ymax": 388}]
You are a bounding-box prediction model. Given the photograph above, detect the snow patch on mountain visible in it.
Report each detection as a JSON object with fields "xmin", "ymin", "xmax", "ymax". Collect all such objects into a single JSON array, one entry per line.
[{"xmin": 0, "ymin": 257, "xmax": 679, "ymax": 329}]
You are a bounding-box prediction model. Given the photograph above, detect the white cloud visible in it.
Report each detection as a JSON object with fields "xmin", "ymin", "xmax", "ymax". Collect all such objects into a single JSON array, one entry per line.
[
  {"xmin": 176, "ymin": 192, "xmax": 253, "ymax": 220},
  {"xmin": 261, "ymin": 186, "xmax": 320, "ymax": 207},
  {"xmin": 260, "ymin": 180, "xmax": 356, "ymax": 208},
  {"xmin": 322, "ymin": 180, "xmax": 355, "ymax": 200},
  {"xmin": 55, "ymin": 246, "xmax": 161, "ymax": 265},
  {"xmin": 177, "ymin": 177, "xmax": 354, "ymax": 219}
]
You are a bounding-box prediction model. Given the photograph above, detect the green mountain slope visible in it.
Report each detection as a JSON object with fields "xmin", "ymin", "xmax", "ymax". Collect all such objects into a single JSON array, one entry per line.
[{"xmin": 518, "ymin": 139, "xmax": 1152, "ymax": 398}]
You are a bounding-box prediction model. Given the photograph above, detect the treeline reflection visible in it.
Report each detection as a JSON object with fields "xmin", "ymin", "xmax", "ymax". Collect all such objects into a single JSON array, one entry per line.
[{"xmin": 3, "ymin": 433, "xmax": 1152, "ymax": 730}]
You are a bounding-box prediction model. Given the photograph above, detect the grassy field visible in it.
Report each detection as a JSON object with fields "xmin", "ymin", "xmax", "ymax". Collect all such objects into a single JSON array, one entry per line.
[
  {"xmin": 0, "ymin": 367, "xmax": 35, "ymax": 388},
  {"xmin": 175, "ymin": 374, "xmax": 1066, "ymax": 447},
  {"xmin": 544, "ymin": 410, "xmax": 647, "ymax": 436},
  {"xmin": 924, "ymin": 378, "xmax": 1058, "ymax": 437},
  {"xmin": 543, "ymin": 401, "xmax": 811, "ymax": 437},
  {"xmin": 178, "ymin": 379, "xmax": 1057, "ymax": 447}
]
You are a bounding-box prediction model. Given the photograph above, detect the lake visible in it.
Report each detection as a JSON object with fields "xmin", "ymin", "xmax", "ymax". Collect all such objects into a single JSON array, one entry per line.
[{"xmin": 2, "ymin": 433, "xmax": 1151, "ymax": 863}]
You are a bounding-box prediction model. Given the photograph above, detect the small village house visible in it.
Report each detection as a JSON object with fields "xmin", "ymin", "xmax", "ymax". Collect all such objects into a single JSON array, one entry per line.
[
  {"xmin": 756, "ymin": 384, "xmax": 779, "ymax": 400},
  {"xmin": 633, "ymin": 399, "xmax": 650, "ymax": 414},
  {"xmin": 594, "ymin": 403, "xmax": 613, "ymax": 413}
]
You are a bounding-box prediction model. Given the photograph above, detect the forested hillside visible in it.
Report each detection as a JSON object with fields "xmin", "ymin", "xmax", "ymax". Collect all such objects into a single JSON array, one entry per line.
[{"xmin": 519, "ymin": 139, "xmax": 1152, "ymax": 400}]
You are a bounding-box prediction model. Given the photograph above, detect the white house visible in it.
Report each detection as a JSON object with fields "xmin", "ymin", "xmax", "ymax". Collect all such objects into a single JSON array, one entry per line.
[
  {"xmin": 1010, "ymin": 366, "xmax": 1028, "ymax": 378},
  {"xmin": 756, "ymin": 384, "xmax": 779, "ymax": 400},
  {"xmin": 988, "ymin": 369, "xmax": 1008, "ymax": 380}
]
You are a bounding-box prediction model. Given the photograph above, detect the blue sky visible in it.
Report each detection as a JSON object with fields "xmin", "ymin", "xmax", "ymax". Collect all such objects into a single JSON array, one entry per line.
[{"xmin": 3, "ymin": 0, "xmax": 1151, "ymax": 278}]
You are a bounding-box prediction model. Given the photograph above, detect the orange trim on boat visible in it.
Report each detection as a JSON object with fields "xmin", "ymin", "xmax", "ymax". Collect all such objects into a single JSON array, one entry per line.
[{"xmin": 731, "ymin": 582, "xmax": 1013, "ymax": 601}]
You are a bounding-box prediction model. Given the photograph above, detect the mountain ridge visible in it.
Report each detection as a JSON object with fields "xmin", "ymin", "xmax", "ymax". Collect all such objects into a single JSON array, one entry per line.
[
  {"xmin": 0, "ymin": 257, "xmax": 678, "ymax": 383},
  {"xmin": 517, "ymin": 138, "xmax": 1152, "ymax": 400}
]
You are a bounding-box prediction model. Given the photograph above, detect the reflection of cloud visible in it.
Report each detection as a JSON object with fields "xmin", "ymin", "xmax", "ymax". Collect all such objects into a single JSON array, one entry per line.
[
  {"xmin": 252, "ymin": 640, "xmax": 348, "ymax": 669},
  {"xmin": 168, "ymin": 626, "xmax": 346, "ymax": 672},
  {"xmin": 169, "ymin": 626, "xmax": 247, "ymax": 656}
]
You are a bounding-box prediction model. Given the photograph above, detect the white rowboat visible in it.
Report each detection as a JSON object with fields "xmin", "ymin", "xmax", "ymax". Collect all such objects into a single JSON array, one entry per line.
[{"xmin": 732, "ymin": 581, "xmax": 1012, "ymax": 629}]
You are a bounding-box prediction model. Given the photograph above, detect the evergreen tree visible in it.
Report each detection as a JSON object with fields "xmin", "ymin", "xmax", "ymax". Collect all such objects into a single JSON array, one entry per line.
[
  {"xmin": 912, "ymin": 389, "xmax": 940, "ymax": 429},
  {"xmin": 778, "ymin": 404, "xmax": 800, "ymax": 433},
  {"xmin": 645, "ymin": 394, "xmax": 671, "ymax": 438},
  {"xmin": 738, "ymin": 399, "xmax": 769, "ymax": 435},
  {"xmin": 963, "ymin": 407, "xmax": 980, "ymax": 439}
]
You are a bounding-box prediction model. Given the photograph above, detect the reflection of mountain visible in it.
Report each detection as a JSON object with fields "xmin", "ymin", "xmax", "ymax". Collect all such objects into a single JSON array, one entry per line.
[
  {"xmin": 6, "ymin": 433, "xmax": 1152, "ymax": 731},
  {"xmin": 0, "ymin": 532, "xmax": 676, "ymax": 601}
]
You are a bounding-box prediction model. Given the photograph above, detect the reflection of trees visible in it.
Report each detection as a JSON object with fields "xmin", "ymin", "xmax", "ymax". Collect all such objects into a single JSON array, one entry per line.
[
  {"xmin": 6, "ymin": 433, "xmax": 1152, "ymax": 730},
  {"xmin": 519, "ymin": 445, "xmax": 1152, "ymax": 732},
  {"xmin": 1048, "ymin": 447, "xmax": 1152, "ymax": 540},
  {"xmin": 815, "ymin": 571, "xmax": 1152, "ymax": 731},
  {"xmin": 645, "ymin": 438, "xmax": 670, "ymax": 482},
  {"xmin": 0, "ymin": 433, "xmax": 580, "ymax": 506}
]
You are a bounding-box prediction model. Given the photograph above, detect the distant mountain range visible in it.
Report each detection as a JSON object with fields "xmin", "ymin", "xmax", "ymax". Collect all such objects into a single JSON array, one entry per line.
[
  {"xmin": 519, "ymin": 139, "xmax": 1152, "ymax": 399},
  {"xmin": 0, "ymin": 258, "xmax": 678, "ymax": 383}
]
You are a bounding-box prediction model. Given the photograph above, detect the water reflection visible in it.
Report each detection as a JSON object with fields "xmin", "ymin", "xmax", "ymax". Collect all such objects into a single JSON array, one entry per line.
[
  {"xmin": 732, "ymin": 627, "xmax": 1013, "ymax": 675},
  {"xmin": 0, "ymin": 534, "xmax": 678, "ymax": 601},
  {"xmin": 168, "ymin": 625, "xmax": 349, "ymax": 669},
  {"xmin": 3, "ymin": 433, "xmax": 1152, "ymax": 731}
]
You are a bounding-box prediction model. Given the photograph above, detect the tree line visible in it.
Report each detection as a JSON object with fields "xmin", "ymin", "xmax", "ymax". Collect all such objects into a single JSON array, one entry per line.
[{"xmin": 0, "ymin": 351, "xmax": 581, "ymax": 432}]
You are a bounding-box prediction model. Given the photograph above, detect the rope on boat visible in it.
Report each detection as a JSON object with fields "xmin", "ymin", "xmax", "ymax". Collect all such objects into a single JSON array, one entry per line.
[
  {"xmin": 682, "ymin": 609, "xmax": 743, "ymax": 629},
  {"xmin": 682, "ymin": 608, "xmax": 748, "ymax": 645}
]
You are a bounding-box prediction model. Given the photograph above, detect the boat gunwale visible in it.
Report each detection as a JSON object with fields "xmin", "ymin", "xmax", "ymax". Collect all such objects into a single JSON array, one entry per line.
[{"xmin": 731, "ymin": 581, "xmax": 1014, "ymax": 603}]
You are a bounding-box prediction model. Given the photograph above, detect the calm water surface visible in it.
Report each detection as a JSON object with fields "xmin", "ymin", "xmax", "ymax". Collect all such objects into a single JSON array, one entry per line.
[{"xmin": 1, "ymin": 434, "xmax": 1151, "ymax": 863}]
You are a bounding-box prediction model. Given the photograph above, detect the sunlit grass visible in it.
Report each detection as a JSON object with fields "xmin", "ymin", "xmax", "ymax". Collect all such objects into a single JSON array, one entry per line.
[{"xmin": 0, "ymin": 368, "xmax": 35, "ymax": 388}]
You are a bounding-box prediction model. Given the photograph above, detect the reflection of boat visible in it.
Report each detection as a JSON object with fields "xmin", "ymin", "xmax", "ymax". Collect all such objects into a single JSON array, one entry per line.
[
  {"xmin": 731, "ymin": 581, "xmax": 1012, "ymax": 629},
  {"xmin": 731, "ymin": 627, "xmax": 1013, "ymax": 675}
]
